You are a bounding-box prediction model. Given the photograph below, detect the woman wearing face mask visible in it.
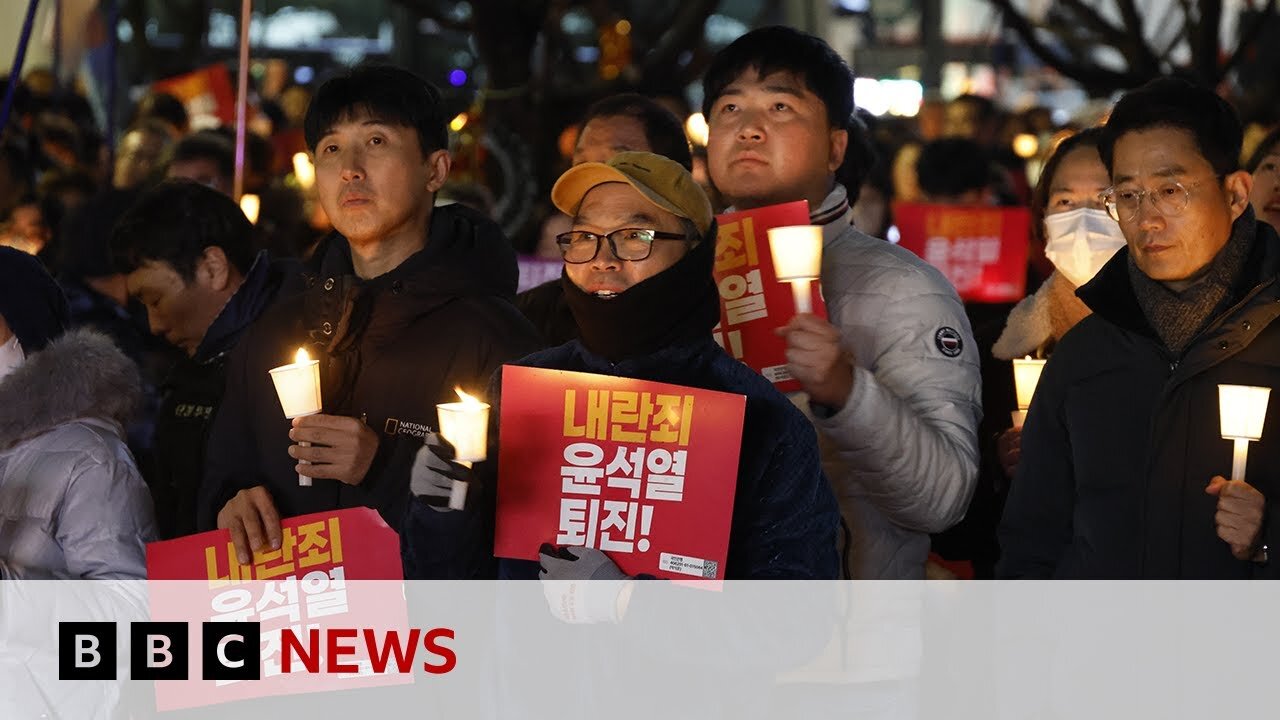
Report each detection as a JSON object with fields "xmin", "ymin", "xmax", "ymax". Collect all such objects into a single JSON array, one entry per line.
[
  {"xmin": 0, "ymin": 247, "xmax": 157, "ymax": 578},
  {"xmin": 1247, "ymin": 127, "xmax": 1280, "ymax": 232},
  {"xmin": 990, "ymin": 128, "xmax": 1125, "ymax": 480}
]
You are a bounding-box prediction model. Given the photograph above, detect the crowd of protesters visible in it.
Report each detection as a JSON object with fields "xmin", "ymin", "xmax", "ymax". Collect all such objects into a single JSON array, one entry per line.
[{"xmin": 2, "ymin": 22, "xmax": 1280, "ymax": 582}]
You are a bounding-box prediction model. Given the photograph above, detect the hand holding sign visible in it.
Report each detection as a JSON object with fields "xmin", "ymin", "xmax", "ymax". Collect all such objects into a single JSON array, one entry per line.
[{"xmin": 775, "ymin": 314, "xmax": 854, "ymax": 409}]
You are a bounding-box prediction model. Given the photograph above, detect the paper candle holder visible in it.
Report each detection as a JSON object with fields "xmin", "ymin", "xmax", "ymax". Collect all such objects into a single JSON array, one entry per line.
[
  {"xmin": 269, "ymin": 349, "xmax": 322, "ymax": 487},
  {"xmin": 1011, "ymin": 357, "xmax": 1047, "ymax": 428},
  {"xmin": 766, "ymin": 225, "xmax": 823, "ymax": 314},
  {"xmin": 269, "ymin": 355, "xmax": 321, "ymax": 419},
  {"xmin": 437, "ymin": 388, "xmax": 490, "ymax": 511},
  {"xmin": 1219, "ymin": 384, "xmax": 1271, "ymax": 482}
]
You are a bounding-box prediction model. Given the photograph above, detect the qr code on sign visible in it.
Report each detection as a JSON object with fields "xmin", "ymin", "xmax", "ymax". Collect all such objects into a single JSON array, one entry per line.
[{"xmin": 702, "ymin": 561, "xmax": 718, "ymax": 579}]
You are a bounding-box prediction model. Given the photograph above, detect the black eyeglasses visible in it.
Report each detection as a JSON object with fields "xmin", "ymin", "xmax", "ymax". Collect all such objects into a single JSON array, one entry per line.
[{"xmin": 555, "ymin": 228, "xmax": 690, "ymax": 263}]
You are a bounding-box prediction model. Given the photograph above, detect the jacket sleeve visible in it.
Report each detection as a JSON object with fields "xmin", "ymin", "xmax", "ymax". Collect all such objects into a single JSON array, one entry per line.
[
  {"xmin": 197, "ymin": 333, "xmax": 264, "ymax": 531},
  {"xmin": 996, "ymin": 355, "xmax": 1075, "ymax": 578},
  {"xmin": 737, "ymin": 401, "xmax": 841, "ymax": 579},
  {"xmin": 0, "ymin": 451, "xmax": 157, "ymax": 580},
  {"xmin": 811, "ymin": 261, "xmax": 982, "ymax": 534}
]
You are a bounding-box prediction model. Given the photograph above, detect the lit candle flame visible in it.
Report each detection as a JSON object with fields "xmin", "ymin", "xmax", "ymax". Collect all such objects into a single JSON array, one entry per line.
[
  {"xmin": 454, "ymin": 387, "xmax": 483, "ymax": 407},
  {"xmin": 295, "ymin": 347, "xmax": 311, "ymax": 364},
  {"xmin": 292, "ymin": 152, "xmax": 316, "ymax": 190}
]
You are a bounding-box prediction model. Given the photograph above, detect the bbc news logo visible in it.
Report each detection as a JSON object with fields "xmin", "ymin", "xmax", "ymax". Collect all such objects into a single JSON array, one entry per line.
[{"xmin": 58, "ymin": 622, "xmax": 456, "ymax": 680}]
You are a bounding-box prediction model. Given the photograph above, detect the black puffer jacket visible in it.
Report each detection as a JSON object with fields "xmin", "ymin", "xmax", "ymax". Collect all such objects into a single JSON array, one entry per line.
[
  {"xmin": 199, "ymin": 205, "xmax": 543, "ymax": 577},
  {"xmin": 1000, "ymin": 213, "xmax": 1280, "ymax": 578}
]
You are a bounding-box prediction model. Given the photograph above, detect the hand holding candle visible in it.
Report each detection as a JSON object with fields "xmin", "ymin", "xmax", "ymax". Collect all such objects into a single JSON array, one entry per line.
[
  {"xmin": 1011, "ymin": 356, "xmax": 1047, "ymax": 428},
  {"xmin": 436, "ymin": 387, "xmax": 490, "ymax": 510},
  {"xmin": 767, "ymin": 225, "xmax": 823, "ymax": 315},
  {"xmin": 269, "ymin": 347, "xmax": 321, "ymax": 486}
]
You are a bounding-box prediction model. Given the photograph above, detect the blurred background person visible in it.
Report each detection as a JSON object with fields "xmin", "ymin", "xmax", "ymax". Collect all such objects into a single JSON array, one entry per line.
[
  {"xmin": 1247, "ymin": 127, "xmax": 1280, "ymax": 231},
  {"xmin": 0, "ymin": 247, "xmax": 156, "ymax": 579}
]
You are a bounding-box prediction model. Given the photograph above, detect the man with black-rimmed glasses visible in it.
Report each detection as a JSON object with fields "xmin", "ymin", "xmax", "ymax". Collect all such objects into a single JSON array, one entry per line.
[
  {"xmin": 1000, "ymin": 77, "xmax": 1280, "ymax": 579},
  {"xmin": 408, "ymin": 151, "xmax": 841, "ymax": 590}
]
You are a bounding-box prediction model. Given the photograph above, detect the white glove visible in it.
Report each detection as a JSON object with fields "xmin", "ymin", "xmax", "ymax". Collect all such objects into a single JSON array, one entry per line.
[{"xmin": 538, "ymin": 544, "xmax": 632, "ymax": 624}]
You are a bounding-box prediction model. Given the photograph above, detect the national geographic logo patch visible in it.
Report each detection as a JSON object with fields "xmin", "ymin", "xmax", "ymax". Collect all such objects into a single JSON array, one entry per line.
[{"xmin": 384, "ymin": 418, "xmax": 431, "ymax": 439}]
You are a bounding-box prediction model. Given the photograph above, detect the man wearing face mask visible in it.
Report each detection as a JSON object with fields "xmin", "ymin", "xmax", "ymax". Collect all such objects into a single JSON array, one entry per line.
[
  {"xmin": 999, "ymin": 79, "xmax": 1280, "ymax": 579},
  {"xmin": 408, "ymin": 152, "xmax": 841, "ymax": 587}
]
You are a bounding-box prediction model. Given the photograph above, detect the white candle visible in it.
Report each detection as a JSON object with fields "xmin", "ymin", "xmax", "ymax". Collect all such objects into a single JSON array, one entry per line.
[
  {"xmin": 767, "ymin": 225, "xmax": 823, "ymax": 315},
  {"xmin": 437, "ymin": 387, "xmax": 490, "ymax": 510},
  {"xmin": 1011, "ymin": 357, "xmax": 1047, "ymax": 428},
  {"xmin": 269, "ymin": 348, "xmax": 322, "ymax": 486},
  {"xmin": 1219, "ymin": 384, "xmax": 1271, "ymax": 481},
  {"xmin": 292, "ymin": 152, "xmax": 315, "ymax": 190},
  {"xmin": 240, "ymin": 193, "xmax": 260, "ymax": 224}
]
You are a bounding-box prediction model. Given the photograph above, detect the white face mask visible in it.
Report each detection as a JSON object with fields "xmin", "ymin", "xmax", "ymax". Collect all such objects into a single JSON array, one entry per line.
[
  {"xmin": 1043, "ymin": 207, "xmax": 1128, "ymax": 287},
  {"xmin": 0, "ymin": 335, "xmax": 24, "ymax": 382}
]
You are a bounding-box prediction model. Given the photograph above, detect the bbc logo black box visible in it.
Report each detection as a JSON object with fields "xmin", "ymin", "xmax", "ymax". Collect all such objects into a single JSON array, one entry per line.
[
  {"xmin": 202, "ymin": 622, "xmax": 261, "ymax": 681},
  {"xmin": 59, "ymin": 622, "xmax": 117, "ymax": 680},
  {"xmin": 130, "ymin": 622, "xmax": 190, "ymax": 680}
]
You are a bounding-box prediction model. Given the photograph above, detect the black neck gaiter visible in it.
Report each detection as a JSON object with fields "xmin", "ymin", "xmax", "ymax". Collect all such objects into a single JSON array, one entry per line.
[{"xmin": 562, "ymin": 234, "xmax": 721, "ymax": 364}]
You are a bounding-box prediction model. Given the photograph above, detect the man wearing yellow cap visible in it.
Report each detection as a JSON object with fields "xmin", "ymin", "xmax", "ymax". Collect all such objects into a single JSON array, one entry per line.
[{"xmin": 409, "ymin": 151, "xmax": 840, "ymax": 593}]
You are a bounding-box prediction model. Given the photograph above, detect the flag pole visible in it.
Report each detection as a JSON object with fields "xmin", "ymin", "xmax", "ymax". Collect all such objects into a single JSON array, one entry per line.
[{"xmin": 233, "ymin": 0, "xmax": 252, "ymax": 201}]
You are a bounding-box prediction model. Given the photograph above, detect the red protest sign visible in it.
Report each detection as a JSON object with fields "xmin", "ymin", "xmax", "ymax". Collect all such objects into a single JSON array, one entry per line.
[
  {"xmin": 146, "ymin": 508, "xmax": 409, "ymax": 710},
  {"xmin": 146, "ymin": 506, "xmax": 403, "ymax": 580},
  {"xmin": 892, "ymin": 203, "xmax": 1031, "ymax": 303},
  {"xmin": 152, "ymin": 63, "xmax": 237, "ymax": 128},
  {"xmin": 495, "ymin": 365, "xmax": 746, "ymax": 581},
  {"xmin": 713, "ymin": 200, "xmax": 826, "ymax": 393}
]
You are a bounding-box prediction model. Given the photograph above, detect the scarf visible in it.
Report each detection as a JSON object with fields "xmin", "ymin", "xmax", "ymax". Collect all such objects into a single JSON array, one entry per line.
[
  {"xmin": 1129, "ymin": 208, "xmax": 1256, "ymax": 355},
  {"xmin": 562, "ymin": 233, "xmax": 721, "ymax": 364}
]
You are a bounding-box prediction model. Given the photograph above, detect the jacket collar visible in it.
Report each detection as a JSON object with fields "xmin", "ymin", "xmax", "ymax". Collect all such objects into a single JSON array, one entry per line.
[
  {"xmin": 557, "ymin": 335, "xmax": 720, "ymax": 382},
  {"xmin": 1077, "ymin": 210, "xmax": 1280, "ymax": 356},
  {"xmin": 0, "ymin": 329, "xmax": 140, "ymax": 451},
  {"xmin": 193, "ymin": 250, "xmax": 283, "ymax": 363}
]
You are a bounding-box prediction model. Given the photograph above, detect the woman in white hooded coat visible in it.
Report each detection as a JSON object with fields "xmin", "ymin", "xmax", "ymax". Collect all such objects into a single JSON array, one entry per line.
[{"xmin": 0, "ymin": 246, "xmax": 157, "ymax": 579}]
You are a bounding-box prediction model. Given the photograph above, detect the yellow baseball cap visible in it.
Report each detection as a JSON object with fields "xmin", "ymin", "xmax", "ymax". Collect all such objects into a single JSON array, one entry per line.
[{"xmin": 551, "ymin": 151, "xmax": 714, "ymax": 237}]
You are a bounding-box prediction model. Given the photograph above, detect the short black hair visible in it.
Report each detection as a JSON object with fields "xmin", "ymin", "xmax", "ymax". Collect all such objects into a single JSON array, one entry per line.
[
  {"xmin": 949, "ymin": 94, "xmax": 998, "ymax": 122},
  {"xmin": 1099, "ymin": 77, "xmax": 1243, "ymax": 177},
  {"xmin": 304, "ymin": 64, "xmax": 448, "ymax": 157},
  {"xmin": 110, "ymin": 179, "xmax": 254, "ymax": 280},
  {"xmin": 133, "ymin": 92, "xmax": 190, "ymax": 134},
  {"xmin": 701, "ymin": 26, "xmax": 855, "ymax": 130},
  {"xmin": 1246, "ymin": 126, "xmax": 1280, "ymax": 173},
  {"xmin": 580, "ymin": 93, "xmax": 692, "ymax": 170},
  {"xmin": 166, "ymin": 130, "xmax": 235, "ymax": 182},
  {"xmin": 836, "ymin": 113, "xmax": 879, "ymax": 202},
  {"xmin": 916, "ymin": 138, "xmax": 994, "ymax": 198}
]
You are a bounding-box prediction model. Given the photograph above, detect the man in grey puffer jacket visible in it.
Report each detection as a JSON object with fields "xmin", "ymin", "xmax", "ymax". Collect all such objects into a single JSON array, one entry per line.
[
  {"xmin": 703, "ymin": 28, "xmax": 982, "ymax": 579},
  {"xmin": 0, "ymin": 247, "xmax": 157, "ymax": 579}
]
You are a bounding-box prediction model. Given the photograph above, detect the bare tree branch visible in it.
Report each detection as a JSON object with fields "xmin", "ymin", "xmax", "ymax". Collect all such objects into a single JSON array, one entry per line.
[
  {"xmin": 1113, "ymin": 0, "xmax": 1162, "ymax": 74},
  {"xmin": 1196, "ymin": 0, "xmax": 1224, "ymax": 82},
  {"xmin": 989, "ymin": 0, "xmax": 1145, "ymax": 91},
  {"xmin": 1221, "ymin": 0, "xmax": 1279, "ymax": 77}
]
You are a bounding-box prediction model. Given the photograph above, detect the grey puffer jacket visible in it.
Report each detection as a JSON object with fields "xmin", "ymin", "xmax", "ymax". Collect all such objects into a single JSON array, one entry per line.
[
  {"xmin": 0, "ymin": 329, "xmax": 157, "ymax": 579},
  {"xmin": 785, "ymin": 186, "xmax": 983, "ymax": 578}
]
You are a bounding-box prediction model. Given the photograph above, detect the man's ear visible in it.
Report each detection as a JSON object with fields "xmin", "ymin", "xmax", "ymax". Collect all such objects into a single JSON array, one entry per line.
[
  {"xmin": 1223, "ymin": 170, "xmax": 1253, "ymax": 222},
  {"xmin": 425, "ymin": 149, "xmax": 452, "ymax": 193},
  {"xmin": 196, "ymin": 246, "xmax": 233, "ymax": 293},
  {"xmin": 827, "ymin": 127, "xmax": 849, "ymax": 174}
]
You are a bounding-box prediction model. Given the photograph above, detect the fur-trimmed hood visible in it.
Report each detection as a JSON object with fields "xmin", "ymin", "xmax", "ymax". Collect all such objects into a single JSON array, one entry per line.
[
  {"xmin": 0, "ymin": 329, "xmax": 141, "ymax": 451},
  {"xmin": 992, "ymin": 272, "xmax": 1092, "ymax": 361}
]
